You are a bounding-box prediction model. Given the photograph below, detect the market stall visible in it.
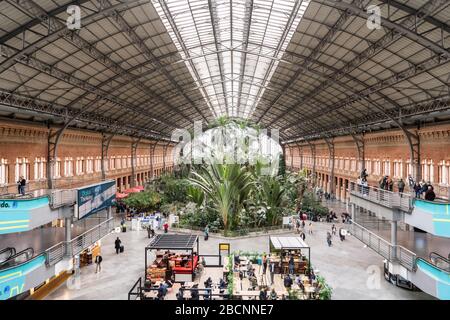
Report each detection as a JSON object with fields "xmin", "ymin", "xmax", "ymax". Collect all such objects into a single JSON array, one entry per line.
[
  {"xmin": 145, "ymin": 234, "xmax": 200, "ymax": 283},
  {"xmin": 269, "ymin": 236, "xmax": 311, "ymax": 275},
  {"xmin": 79, "ymin": 241, "xmax": 101, "ymax": 268}
]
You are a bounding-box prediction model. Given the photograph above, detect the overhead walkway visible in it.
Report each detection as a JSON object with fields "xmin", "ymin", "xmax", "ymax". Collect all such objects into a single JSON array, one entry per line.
[
  {"xmin": 0, "ymin": 217, "xmax": 115, "ymax": 300},
  {"xmin": 348, "ymin": 184, "xmax": 449, "ymax": 300},
  {"xmin": 349, "ymin": 183, "xmax": 450, "ymax": 238},
  {"xmin": 0, "ymin": 183, "xmax": 116, "ymax": 300},
  {"xmin": 0, "ymin": 189, "xmax": 76, "ymax": 235}
]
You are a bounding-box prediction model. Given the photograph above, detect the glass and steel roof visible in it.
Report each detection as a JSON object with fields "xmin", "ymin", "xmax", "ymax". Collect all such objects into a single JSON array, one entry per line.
[
  {"xmin": 152, "ymin": 0, "xmax": 311, "ymax": 119},
  {"xmin": 0, "ymin": 0, "xmax": 449, "ymax": 143}
]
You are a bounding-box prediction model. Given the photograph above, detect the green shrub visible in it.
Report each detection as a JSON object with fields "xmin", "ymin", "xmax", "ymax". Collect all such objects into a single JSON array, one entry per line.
[{"xmin": 122, "ymin": 190, "xmax": 160, "ymax": 212}]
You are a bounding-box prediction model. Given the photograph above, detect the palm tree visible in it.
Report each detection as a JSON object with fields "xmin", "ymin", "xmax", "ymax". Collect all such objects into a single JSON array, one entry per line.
[
  {"xmin": 257, "ymin": 176, "xmax": 285, "ymax": 225},
  {"xmin": 188, "ymin": 164, "xmax": 255, "ymax": 231}
]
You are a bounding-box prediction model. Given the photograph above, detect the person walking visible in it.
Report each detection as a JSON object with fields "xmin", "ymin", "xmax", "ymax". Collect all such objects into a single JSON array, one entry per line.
[
  {"xmin": 114, "ymin": 237, "xmax": 122, "ymax": 254},
  {"xmin": 147, "ymin": 224, "xmax": 154, "ymax": 238},
  {"xmin": 327, "ymin": 232, "xmax": 332, "ymax": 247},
  {"xmin": 95, "ymin": 254, "xmax": 102, "ymax": 273},
  {"xmin": 339, "ymin": 228, "xmax": 345, "ymax": 241},
  {"xmin": 308, "ymin": 222, "xmax": 313, "ymax": 235},
  {"xmin": 331, "ymin": 224, "xmax": 337, "ymax": 236},
  {"xmin": 269, "ymin": 258, "xmax": 275, "ymax": 285},
  {"xmin": 262, "ymin": 254, "xmax": 267, "ymax": 275},
  {"xmin": 204, "ymin": 225, "xmax": 209, "ymax": 241},
  {"xmin": 163, "ymin": 221, "xmax": 169, "ymax": 233},
  {"xmin": 300, "ymin": 231, "xmax": 306, "ymax": 241}
]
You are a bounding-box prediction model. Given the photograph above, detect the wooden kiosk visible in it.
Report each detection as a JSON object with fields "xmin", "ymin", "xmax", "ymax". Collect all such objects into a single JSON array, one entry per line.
[
  {"xmin": 269, "ymin": 236, "xmax": 311, "ymax": 274},
  {"xmin": 145, "ymin": 234, "xmax": 200, "ymax": 282}
]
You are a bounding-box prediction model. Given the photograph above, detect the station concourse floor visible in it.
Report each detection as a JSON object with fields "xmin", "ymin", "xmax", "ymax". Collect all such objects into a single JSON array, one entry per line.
[
  {"xmin": 44, "ymin": 219, "xmax": 433, "ymax": 300},
  {"xmin": 324, "ymin": 199, "xmax": 449, "ymax": 260}
]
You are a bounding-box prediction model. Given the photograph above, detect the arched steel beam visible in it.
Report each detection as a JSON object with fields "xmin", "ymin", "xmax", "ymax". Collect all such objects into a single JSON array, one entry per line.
[
  {"xmin": 255, "ymin": 0, "xmax": 360, "ymax": 123},
  {"xmin": 107, "ymin": 1, "xmax": 211, "ymax": 122},
  {"xmin": 101, "ymin": 133, "xmax": 114, "ymax": 181},
  {"xmin": 0, "ymin": 0, "xmax": 145, "ymax": 73},
  {"xmin": 280, "ymin": 0, "xmax": 450, "ymax": 133},
  {"xmin": 305, "ymin": 139, "xmax": 317, "ymax": 188},
  {"xmin": 324, "ymin": 137, "xmax": 335, "ymax": 196},
  {"xmin": 320, "ymin": 0, "xmax": 450, "ymax": 58},
  {"xmin": 149, "ymin": 140, "xmax": 159, "ymax": 180},
  {"xmin": 351, "ymin": 133, "xmax": 365, "ymax": 175},
  {"xmin": 5, "ymin": 0, "xmax": 195, "ymax": 127},
  {"xmin": 130, "ymin": 137, "xmax": 141, "ymax": 188},
  {"xmin": 162, "ymin": 141, "xmax": 171, "ymax": 174}
]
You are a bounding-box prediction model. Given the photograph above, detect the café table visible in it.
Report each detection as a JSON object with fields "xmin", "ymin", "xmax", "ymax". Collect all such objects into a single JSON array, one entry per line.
[{"xmin": 143, "ymin": 290, "xmax": 158, "ymax": 300}]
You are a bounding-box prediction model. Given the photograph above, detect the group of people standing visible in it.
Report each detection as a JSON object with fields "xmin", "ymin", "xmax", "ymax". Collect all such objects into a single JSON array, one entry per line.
[{"xmin": 413, "ymin": 181, "xmax": 436, "ymax": 201}]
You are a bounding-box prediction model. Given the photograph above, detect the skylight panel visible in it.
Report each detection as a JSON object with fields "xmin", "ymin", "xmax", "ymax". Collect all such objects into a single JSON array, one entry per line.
[{"xmin": 152, "ymin": 0, "xmax": 310, "ymax": 120}]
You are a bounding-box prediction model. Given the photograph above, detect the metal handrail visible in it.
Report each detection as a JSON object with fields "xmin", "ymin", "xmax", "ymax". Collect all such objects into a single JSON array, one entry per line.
[
  {"xmin": 351, "ymin": 221, "xmax": 417, "ymax": 271},
  {"xmin": 349, "ymin": 181, "xmax": 413, "ymax": 212},
  {"xmin": 128, "ymin": 277, "xmax": 142, "ymax": 300},
  {"xmin": 45, "ymin": 242, "xmax": 66, "ymax": 266},
  {"xmin": 429, "ymin": 252, "xmax": 450, "ymax": 272},
  {"xmin": 70, "ymin": 217, "xmax": 114, "ymax": 256},
  {"xmin": 45, "ymin": 217, "xmax": 115, "ymax": 266}
]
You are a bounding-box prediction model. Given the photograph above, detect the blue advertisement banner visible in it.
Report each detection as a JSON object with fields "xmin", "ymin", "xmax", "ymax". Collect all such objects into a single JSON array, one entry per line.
[
  {"xmin": 0, "ymin": 197, "xmax": 49, "ymax": 235},
  {"xmin": 77, "ymin": 180, "xmax": 116, "ymax": 219}
]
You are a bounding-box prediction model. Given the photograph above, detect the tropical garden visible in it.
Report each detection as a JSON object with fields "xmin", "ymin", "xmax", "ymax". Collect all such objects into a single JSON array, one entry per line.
[{"xmin": 123, "ymin": 118, "xmax": 330, "ymax": 236}]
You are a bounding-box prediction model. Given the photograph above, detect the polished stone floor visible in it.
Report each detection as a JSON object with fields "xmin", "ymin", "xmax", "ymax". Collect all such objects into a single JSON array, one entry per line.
[{"xmin": 45, "ymin": 219, "xmax": 433, "ymax": 300}]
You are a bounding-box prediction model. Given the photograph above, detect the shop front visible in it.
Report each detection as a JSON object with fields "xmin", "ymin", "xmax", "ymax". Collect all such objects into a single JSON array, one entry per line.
[{"xmin": 269, "ymin": 236, "xmax": 311, "ymax": 274}]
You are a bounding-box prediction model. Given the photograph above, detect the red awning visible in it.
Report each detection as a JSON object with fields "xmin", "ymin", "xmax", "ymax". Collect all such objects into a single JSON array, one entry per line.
[
  {"xmin": 123, "ymin": 187, "xmax": 141, "ymax": 194},
  {"xmin": 116, "ymin": 192, "xmax": 128, "ymax": 199}
]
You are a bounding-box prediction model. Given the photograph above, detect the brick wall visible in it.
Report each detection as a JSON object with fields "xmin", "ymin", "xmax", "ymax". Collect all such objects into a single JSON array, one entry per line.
[
  {"xmin": 0, "ymin": 120, "xmax": 174, "ymax": 193},
  {"xmin": 286, "ymin": 123, "xmax": 450, "ymax": 201}
]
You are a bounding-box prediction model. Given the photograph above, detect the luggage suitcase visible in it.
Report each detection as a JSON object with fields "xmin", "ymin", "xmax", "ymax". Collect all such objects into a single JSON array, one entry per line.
[{"xmin": 120, "ymin": 245, "xmax": 124, "ymax": 253}]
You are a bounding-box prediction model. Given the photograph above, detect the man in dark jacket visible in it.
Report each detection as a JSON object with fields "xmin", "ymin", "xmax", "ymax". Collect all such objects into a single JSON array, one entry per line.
[
  {"xmin": 424, "ymin": 186, "xmax": 436, "ymax": 201},
  {"xmin": 397, "ymin": 179, "xmax": 405, "ymax": 193},
  {"xmin": 95, "ymin": 254, "xmax": 102, "ymax": 273},
  {"xmin": 114, "ymin": 237, "xmax": 121, "ymax": 254}
]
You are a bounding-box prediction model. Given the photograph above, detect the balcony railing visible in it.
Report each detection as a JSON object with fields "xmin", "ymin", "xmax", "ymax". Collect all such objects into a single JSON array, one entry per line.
[
  {"xmin": 45, "ymin": 217, "xmax": 115, "ymax": 266},
  {"xmin": 349, "ymin": 182, "xmax": 413, "ymax": 212},
  {"xmin": 49, "ymin": 189, "xmax": 76, "ymax": 208},
  {"xmin": 351, "ymin": 222, "xmax": 416, "ymax": 271}
]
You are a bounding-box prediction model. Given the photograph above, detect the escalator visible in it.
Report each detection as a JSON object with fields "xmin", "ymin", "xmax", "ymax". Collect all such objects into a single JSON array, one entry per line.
[
  {"xmin": 411, "ymin": 252, "xmax": 450, "ymax": 300},
  {"xmin": 429, "ymin": 252, "xmax": 450, "ymax": 272},
  {"xmin": 0, "ymin": 247, "xmax": 16, "ymax": 264},
  {"xmin": 0, "ymin": 247, "xmax": 47, "ymax": 300},
  {"xmin": 0, "ymin": 248, "xmax": 34, "ymax": 270}
]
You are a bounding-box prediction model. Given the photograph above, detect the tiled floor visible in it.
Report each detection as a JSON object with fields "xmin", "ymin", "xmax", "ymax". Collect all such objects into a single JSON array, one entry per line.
[{"xmin": 44, "ymin": 219, "xmax": 433, "ymax": 300}]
